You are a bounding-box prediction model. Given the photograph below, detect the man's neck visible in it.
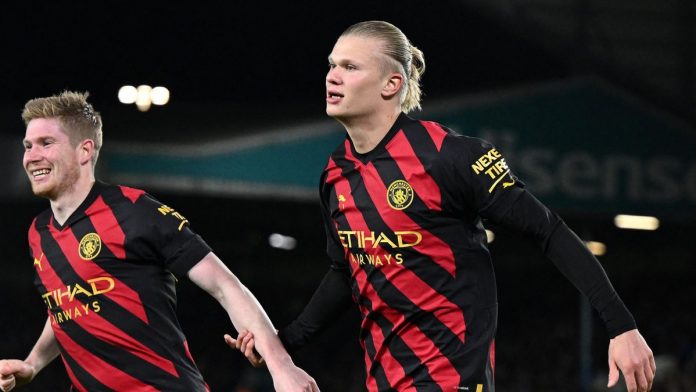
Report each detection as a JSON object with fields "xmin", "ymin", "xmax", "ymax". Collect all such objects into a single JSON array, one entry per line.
[
  {"xmin": 342, "ymin": 110, "xmax": 401, "ymax": 154},
  {"xmin": 50, "ymin": 177, "xmax": 96, "ymax": 226}
]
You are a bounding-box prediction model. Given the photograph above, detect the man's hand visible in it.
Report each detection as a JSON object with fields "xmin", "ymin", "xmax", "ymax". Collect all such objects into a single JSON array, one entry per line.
[
  {"xmin": 224, "ymin": 331, "xmax": 265, "ymax": 367},
  {"xmin": 270, "ymin": 361, "xmax": 320, "ymax": 392},
  {"xmin": 0, "ymin": 360, "xmax": 36, "ymax": 391},
  {"xmin": 225, "ymin": 331, "xmax": 318, "ymax": 391},
  {"xmin": 608, "ymin": 329, "xmax": 656, "ymax": 392}
]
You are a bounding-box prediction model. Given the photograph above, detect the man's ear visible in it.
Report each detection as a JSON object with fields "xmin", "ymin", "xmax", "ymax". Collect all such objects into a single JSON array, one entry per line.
[
  {"xmin": 78, "ymin": 139, "xmax": 95, "ymax": 166},
  {"xmin": 382, "ymin": 72, "xmax": 404, "ymax": 100}
]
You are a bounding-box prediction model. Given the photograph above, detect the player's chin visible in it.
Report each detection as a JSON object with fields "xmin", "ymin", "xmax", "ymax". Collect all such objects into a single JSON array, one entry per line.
[
  {"xmin": 31, "ymin": 183, "xmax": 55, "ymax": 199},
  {"xmin": 327, "ymin": 106, "xmax": 351, "ymax": 121}
]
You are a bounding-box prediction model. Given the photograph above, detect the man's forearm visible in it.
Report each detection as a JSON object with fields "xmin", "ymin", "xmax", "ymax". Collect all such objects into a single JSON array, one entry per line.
[
  {"xmin": 279, "ymin": 267, "xmax": 353, "ymax": 354},
  {"xmin": 24, "ymin": 318, "xmax": 60, "ymax": 379},
  {"xmin": 188, "ymin": 254, "xmax": 296, "ymax": 373},
  {"xmin": 216, "ymin": 274, "xmax": 295, "ymax": 372},
  {"xmin": 492, "ymin": 187, "xmax": 636, "ymax": 337}
]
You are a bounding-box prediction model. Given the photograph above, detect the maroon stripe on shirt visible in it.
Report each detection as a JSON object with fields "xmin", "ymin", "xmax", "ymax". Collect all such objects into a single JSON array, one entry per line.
[
  {"xmin": 60, "ymin": 356, "xmax": 87, "ymax": 392},
  {"xmin": 28, "ymin": 219, "xmax": 43, "ymax": 274},
  {"xmin": 119, "ymin": 185, "xmax": 145, "ymax": 204},
  {"xmin": 184, "ymin": 340, "xmax": 210, "ymax": 392},
  {"xmin": 33, "ymin": 239, "xmax": 180, "ymax": 378},
  {"xmin": 419, "ymin": 120, "xmax": 447, "ymax": 152},
  {"xmin": 328, "ymin": 154, "xmax": 465, "ymax": 339},
  {"xmin": 48, "ymin": 224, "xmax": 149, "ymax": 324},
  {"xmin": 355, "ymin": 267, "xmax": 461, "ymax": 390},
  {"xmin": 385, "ymin": 130, "xmax": 442, "ymax": 212},
  {"xmin": 328, "ymin": 165, "xmax": 460, "ymax": 388},
  {"xmin": 345, "ymin": 147, "xmax": 457, "ymax": 277},
  {"xmin": 85, "ymin": 195, "xmax": 126, "ymax": 259},
  {"xmin": 361, "ymin": 349, "xmax": 381, "ymax": 392},
  {"xmin": 327, "ymin": 161, "xmax": 415, "ymax": 391},
  {"xmin": 53, "ymin": 326, "xmax": 160, "ymax": 391}
]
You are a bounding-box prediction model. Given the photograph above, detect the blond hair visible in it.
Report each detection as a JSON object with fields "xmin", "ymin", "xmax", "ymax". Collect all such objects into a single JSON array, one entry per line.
[
  {"xmin": 22, "ymin": 91, "xmax": 103, "ymax": 166},
  {"xmin": 341, "ymin": 20, "xmax": 426, "ymax": 113}
]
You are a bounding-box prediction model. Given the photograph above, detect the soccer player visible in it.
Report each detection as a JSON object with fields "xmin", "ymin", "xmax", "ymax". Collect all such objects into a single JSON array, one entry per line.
[
  {"xmin": 230, "ymin": 21, "xmax": 655, "ymax": 392},
  {"xmin": 0, "ymin": 91, "xmax": 319, "ymax": 392}
]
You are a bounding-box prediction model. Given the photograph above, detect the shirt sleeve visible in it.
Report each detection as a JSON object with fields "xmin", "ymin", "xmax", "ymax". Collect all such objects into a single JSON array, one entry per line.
[
  {"xmin": 443, "ymin": 135, "xmax": 524, "ymax": 221},
  {"xmin": 278, "ymin": 267, "xmax": 353, "ymax": 354},
  {"xmin": 131, "ymin": 193, "xmax": 212, "ymax": 278},
  {"xmin": 492, "ymin": 187, "xmax": 637, "ymax": 337},
  {"xmin": 443, "ymin": 134, "xmax": 636, "ymax": 337}
]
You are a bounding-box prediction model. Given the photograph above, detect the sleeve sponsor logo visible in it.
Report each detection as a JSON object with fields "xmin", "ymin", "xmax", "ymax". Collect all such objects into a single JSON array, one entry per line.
[
  {"xmin": 471, "ymin": 148, "xmax": 516, "ymax": 193},
  {"xmin": 157, "ymin": 204, "xmax": 190, "ymax": 231},
  {"xmin": 387, "ymin": 180, "xmax": 414, "ymax": 210},
  {"xmin": 79, "ymin": 233, "xmax": 102, "ymax": 260}
]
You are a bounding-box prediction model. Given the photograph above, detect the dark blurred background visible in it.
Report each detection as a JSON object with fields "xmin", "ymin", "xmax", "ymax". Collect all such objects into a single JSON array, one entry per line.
[{"xmin": 1, "ymin": 1, "xmax": 695, "ymax": 391}]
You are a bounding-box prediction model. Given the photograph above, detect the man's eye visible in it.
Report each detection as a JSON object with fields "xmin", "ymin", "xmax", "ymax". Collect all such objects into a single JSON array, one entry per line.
[{"xmin": 346, "ymin": 64, "xmax": 356, "ymax": 70}]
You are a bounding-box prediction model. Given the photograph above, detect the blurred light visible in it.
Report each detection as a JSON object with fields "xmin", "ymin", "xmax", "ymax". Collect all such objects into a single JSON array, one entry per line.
[
  {"xmin": 151, "ymin": 86, "xmax": 170, "ymax": 105},
  {"xmin": 268, "ymin": 233, "xmax": 297, "ymax": 251},
  {"xmin": 485, "ymin": 229, "xmax": 495, "ymax": 244},
  {"xmin": 119, "ymin": 84, "xmax": 169, "ymax": 111},
  {"xmin": 136, "ymin": 85, "xmax": 152, "ymax": 112},
  {"xmin": 614, "ymin": 214, "xmax": 660, "ymax": 231},
  {"xmin": 584, "ymin": 241, "xmax": 606, "ymax": 256},
  {"xmin": 118, "ymin": 85, "xmax": 137, "ymax": 104},
  {"xmin": 136, "ymin": 85, "xmax": 152, "ymax": 104}
]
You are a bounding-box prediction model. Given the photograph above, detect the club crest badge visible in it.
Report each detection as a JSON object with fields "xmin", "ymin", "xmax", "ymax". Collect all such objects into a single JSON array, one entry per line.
[
  {"xmin": 387, "ymin": 180, "xmax": 414, "ymax": 210},
  {"xmin": 79, "ymin": 233, "xmax": 102, "ymax": 260}
]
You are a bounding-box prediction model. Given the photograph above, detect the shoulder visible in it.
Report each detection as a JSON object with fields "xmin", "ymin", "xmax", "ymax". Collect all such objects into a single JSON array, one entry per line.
[
  {"xmin": 116, "ymin": 185, "xmax": 147, "ymax": 203},
  {"xmin": 90, "ymin": 182, "xmax": 148, "ymax": 207},
  {"xmin": 326, "ymin": 137, "xmax": 350, "ymax": 164},
  {"xmin": 28, "ymin": 208, "xmax": 51, "ymax": 233},
  {"xmin": 443, "ymin": 131, "xmax": 494, "ymax": 152},
  {"xmin": 401, "ymin": 115, "xmax": 490, "ymax": 156},
  {"xmin": 93, "ymin": 183, "xmax": 167, "ymax": 223},
  {"xmin": 321, "ymin": 138, "xmax": 350, "ymax": 182}
]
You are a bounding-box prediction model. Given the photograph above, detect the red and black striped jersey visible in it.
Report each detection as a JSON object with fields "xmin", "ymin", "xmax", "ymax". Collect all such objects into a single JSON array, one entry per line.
[
  {"xmin": 28, "ymin": 181, "xmax": 212, "ymax": 391},
  {"xmin": 320, "ymin": 114, "xmax": 521, "ymax": 391}
]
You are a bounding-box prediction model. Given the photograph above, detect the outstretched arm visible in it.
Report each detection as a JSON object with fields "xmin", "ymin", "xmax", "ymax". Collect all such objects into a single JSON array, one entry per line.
[
  {"xmin": 488, "ymin": 187, "xmax": 655, "ymax": 391},
  {"xmin": 188, "ymin": 252, "xmax": 318, "ymax": 392},
  {"xmin": 0, "ymin": 317, "xmax": 60, "ymax": 391}
]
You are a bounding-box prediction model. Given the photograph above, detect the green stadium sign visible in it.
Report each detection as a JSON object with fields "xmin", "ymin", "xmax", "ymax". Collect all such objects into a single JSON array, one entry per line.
[{"xmin": 103, "ymin": 78, "xmax": 696, "ymax": 217}]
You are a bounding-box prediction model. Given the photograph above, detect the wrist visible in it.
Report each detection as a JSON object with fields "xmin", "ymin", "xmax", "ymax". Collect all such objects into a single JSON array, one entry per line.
[
  {"xmin": 23, "ymin": 357, "xmax": 41, "ymax": 379},
  {"xmin": 262, "ymin": 351, "xmax": 295, "ymax": 374}
]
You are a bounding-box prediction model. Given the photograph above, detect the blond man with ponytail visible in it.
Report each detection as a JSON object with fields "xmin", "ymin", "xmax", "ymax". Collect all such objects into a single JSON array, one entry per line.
[{"xmin": 232, "ymin": 21, "xmax": 654, "ymax": 392}]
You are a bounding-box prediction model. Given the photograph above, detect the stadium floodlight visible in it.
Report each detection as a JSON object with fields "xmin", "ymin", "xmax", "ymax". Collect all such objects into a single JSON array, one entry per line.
[
  {"xmin": 151, "ymin": 86, "xmax": 170, "ymax": 105},
  {"xmin": 485, "ymin": 229, "xmax": 495, "ymax": 244},
  {"xmin": 118, "ymin": 84, "xmax": 170, "ymax": 111},
  {"xmin": 269, "ymin": 233, "xmax": 297, "ymax": 251},
  {"xmin": 584, "ymin": 241, "xmax": 606, "ymax": 256},
  {"xmin": 136, "ymin": 85, "xmax": 153, "ymax": 112},
  {"xmin": 614, "ymin": 214, "xmax": 660, "ymax": 231},
  {"xmin": 118, "ymin": 85, "xmax": 137, "ymax": 104}
]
